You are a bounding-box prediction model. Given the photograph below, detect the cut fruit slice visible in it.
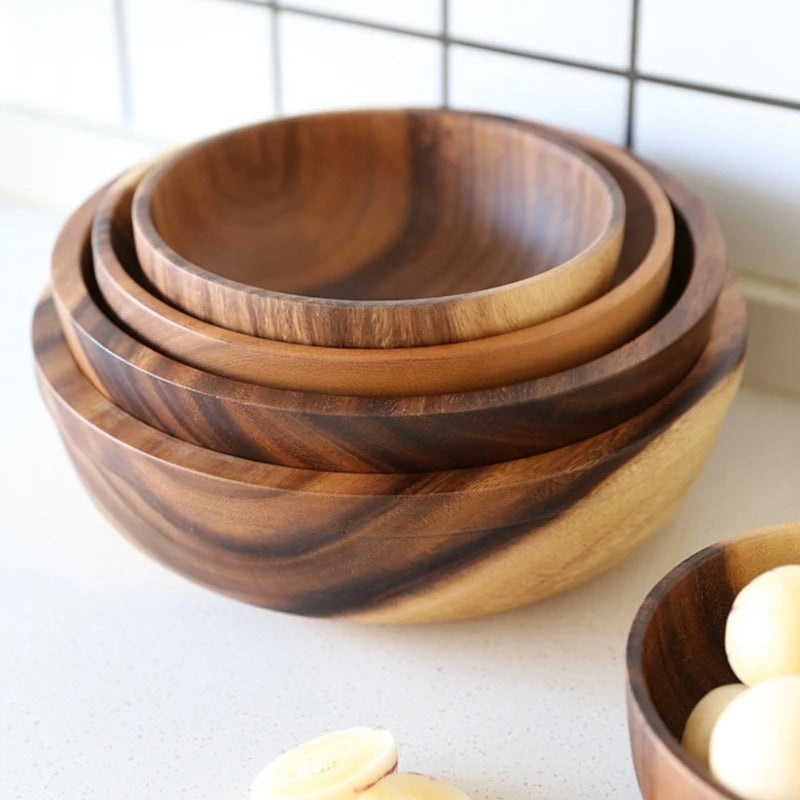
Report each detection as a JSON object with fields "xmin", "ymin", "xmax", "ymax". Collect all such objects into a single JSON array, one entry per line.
[
  {"xmin": 359, "ymin": 772, "xmax": 472, "ymax": 800},
  {"xmin": 251, "ymin": 728, "xmax": 398, "ymax": 800}
]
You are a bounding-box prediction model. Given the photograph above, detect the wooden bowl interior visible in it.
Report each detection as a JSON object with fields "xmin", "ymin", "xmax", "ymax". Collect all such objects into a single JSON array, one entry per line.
[
  {"xmin": 634, "ymin": 525, "xmax": 800, "ymax": 746},
  {"xmin": 145, "ymin": 110, "xmax": 617, "ymax": 300},
  {"xmin": 117, "ymin": 146, "xmax": 673, "ymax": 335}
]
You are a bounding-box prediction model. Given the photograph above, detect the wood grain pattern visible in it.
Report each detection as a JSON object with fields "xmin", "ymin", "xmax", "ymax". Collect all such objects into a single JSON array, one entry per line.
[
  {"xmin": 626, "ymin": 523, "xmax": 800, "ymax": 800},
  {"xmin": 34, "ymin": 272, "xmax": 745, "ymax": 622},
  {"xmin": 60, "ymin": 162, "xmax": 704, "ymax": 472},
  {"xmin": 94, "ymin": 119, "xmax": 674, "ymax": 397},
  {"xmin": 132, "ymin": 109, "xmax": 625, "ymax": 348}
]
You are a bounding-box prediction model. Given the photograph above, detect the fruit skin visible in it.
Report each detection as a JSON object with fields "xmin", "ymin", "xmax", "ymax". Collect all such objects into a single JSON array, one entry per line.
[
  {"xmin": 681, "ymin": 684, "xmax": 747, "ymax": 768},
  {"xmin": 725, "ymin": 564, "xmax": 800, "ymax": 686},
  {"xmin": 251, "ymin": 728, "xmax": 398, "ymax": 800},
  {"xmin": 710, "ymin": 674, "xmax": 800, "ymax": 800},
  {"xmin": 359, "ymin": 772, "xmax": 472, "ymax": 800}
]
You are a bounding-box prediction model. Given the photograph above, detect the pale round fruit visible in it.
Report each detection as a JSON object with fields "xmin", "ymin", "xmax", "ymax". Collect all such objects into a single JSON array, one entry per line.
[
  {"xmin": 681, "ymin": 684, "xmax": 747, "ymax": 767},
  {"xmin": 725, "ymin": 564, "xmax": 800, "ymax": 686},
  {"xmin": 710, "ymin": 674, "xmax": 800, "ymax": 800},
  {"xmin": 251, "ymin": 727, "xmax": 398, "ymax": 800},
  {"xmin": 359, "ymin": 772, "xmax": 472, "ymax": 800}
]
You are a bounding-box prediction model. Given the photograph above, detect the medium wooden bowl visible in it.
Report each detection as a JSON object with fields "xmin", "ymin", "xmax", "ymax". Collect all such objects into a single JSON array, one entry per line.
[
  {"xmin": 131, "ymin": 109, "xmax": 625, "ymax": 348},
  {"xmin": 35, "ymin": 267, "xmax": 745, "ymax": 623},
  {"xmin": 626, "ymin": 522, "xmax": 800, "ymax": 800},
  {"xmin": 95, "ymin": 121, "xmax": 674, "ymax": 397},
  {"xmin": 61, "ymin": 162, "xmax": 706, "ymax": 472}
]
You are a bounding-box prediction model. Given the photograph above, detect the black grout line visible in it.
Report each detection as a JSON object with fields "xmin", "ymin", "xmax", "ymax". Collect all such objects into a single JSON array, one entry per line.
[
  {"xmin": 112, "ymin": 0, "xmax": 133, "ymax": 125},
  {"xmin": 270, "ymin": 5, "xmax": 284, "ymax": 116},
  {"xmin": 450, "ymin": 37, "xmax": 629, "ymax": 78},
  {"xmin": 275, "ymin": 3, "xmax": 444, "ymax": 40},
  {"xmin": 441, "ymin": 0, "xmax": 449, "ymax": 107},
  {"xmin": 636, "ymin": 72, "xmax": 800, "ymax": 113},
  {"xmin": 624, "ymin": 0, "xmax": 641, "ymax": 149},
  {"xmin": 265, "ymin": 1, "xmax": 633, "ymax": 80}
]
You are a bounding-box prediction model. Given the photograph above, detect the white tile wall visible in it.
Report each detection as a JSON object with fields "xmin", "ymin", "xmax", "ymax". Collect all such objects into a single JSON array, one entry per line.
[
  {"xmin": 634, "ymin": 81, "xmax": 800, "ymax": 286},
  {"xmin": 280, "ymin": 13, "xmax": 442, "ymax": 114},
  {"xmin": 124, "ymin": 0, "xmax": 274, "ymax": 142},
  {"xmin": 1, "ymin": 0, "xmax": 800, "ymax": 395},
  {"xmin": 639, "ymin": 0, "xmax": 800, "ymax": 101},
  {"xmin": 740, "ymin": 273, "xmax": 800, "ymax": 397},
  {"xmin": 0, "ymin": 0, "xmax": 123, "ymax": 125},
  {"xmin": 283, "ymin": 0, "xmax": 442, "ymax": 33},
  {"xmin": 0, "ymin": 108, "xmax": 162, "ymax": 211},
  {"xmin": 450, "ymin": 0, "xmax": 633, "ymax": 69},
  {"xmin": 449, "ymin": 45, "xmax": 629, "ymax": 144}
]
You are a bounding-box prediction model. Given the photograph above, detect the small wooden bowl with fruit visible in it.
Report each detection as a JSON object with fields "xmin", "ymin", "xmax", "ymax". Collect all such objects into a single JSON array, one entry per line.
[{"xmin": 626, "ymin": 521, "xmax": 800, "ymax": 800}]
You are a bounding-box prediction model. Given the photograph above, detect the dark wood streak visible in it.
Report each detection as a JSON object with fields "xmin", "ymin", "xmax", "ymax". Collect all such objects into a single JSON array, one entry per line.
[
  {"xmin": 35, "ymin": 266, "xmax": 745, "ymax": 619},
  {"xmin": 626, "ymin": 523, "xmax": 800, "ymax": 800},
  {"xmin": 132, "ymin": 109, "xmax": 626, "ymax": 347},
  {"xmin": 306, "ymin": 114, "xmax": 448, "ymax": 301},
  {"xmin": 72, "ymin": 156, "xmax": 710, "ymax": 471}
]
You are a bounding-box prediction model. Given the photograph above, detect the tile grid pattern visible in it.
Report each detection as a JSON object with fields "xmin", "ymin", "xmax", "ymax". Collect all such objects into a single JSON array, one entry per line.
[
  {"xmin": 5, "ymin": 0, "xmax": 799, "ymax": 155},
  {"xmin": 198, "ymin": 0, "xmax": 800, "ymax": 147},
  {"xmin": 1, "ymin": 0, "xmax": 798, "ymax": 396}
]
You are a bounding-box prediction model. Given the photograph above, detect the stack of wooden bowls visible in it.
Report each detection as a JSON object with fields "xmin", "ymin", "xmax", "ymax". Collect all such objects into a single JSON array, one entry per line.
[{"xmin": 34, "ymin": 109, "xmax": 746, "ymax": 623}]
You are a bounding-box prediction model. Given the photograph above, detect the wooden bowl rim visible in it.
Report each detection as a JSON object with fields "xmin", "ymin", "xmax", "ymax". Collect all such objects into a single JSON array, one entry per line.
[
  {"xmin": 94, "ymin": 122, "xmax": 689, "ymax": 399},
  {"xmin": 63, "ymin": 171, "xmax": 704, "ymax": 472},
  {"xmin": 132, "ymin": 107, "xmax": 626, "ymax": 311},
  {"xmin": 625, "ymin": 521, "xmax": 800, "ymax": 799},
  {"xmin": 84, "ymin": 168, "xmax": 696, "ymax": 420},
  {"xmin": 38, "ymin": 265, "xmax": 744, "ymax": 497}
]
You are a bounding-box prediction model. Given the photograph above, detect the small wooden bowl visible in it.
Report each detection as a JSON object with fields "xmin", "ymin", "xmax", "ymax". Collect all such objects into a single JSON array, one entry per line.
[
  {"xmin": 35, "ymin": 264, "xmax": 745, "ymax": 622},
  {"xmin": 60, "ymin": 160, "xmax": 708, "ymax": 472},
  {"xmin": 95, "ymin": 120, "xmax": 674, "ymax": 397},
  {"xmin": 131, "ymin": 109, "xmax": 625, "ymax": 348},
  {"xmin": 626, "ymin": 522, "xmax": 800, "ymax": 800}
]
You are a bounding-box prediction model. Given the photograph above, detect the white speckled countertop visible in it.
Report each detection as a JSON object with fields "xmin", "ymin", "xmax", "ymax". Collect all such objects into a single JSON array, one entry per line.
[{"xmin": 2, "ymin": 202, "xmax": 799, "ymax": 800}]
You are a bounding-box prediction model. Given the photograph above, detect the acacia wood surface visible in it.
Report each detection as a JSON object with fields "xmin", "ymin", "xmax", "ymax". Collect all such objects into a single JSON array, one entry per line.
[
  {"xmin": 62, "ymin": 163, "xmax": 705, "ymax": 472},
  {"xmin": 35, "ymin": 270, "xmax": 745, "ymax": 621},
  {"xmin": 626, "ymin": 522, "xmax": 800, "ymax": 800},
  {"xmin": 132, "ymin": 109, "xmax": 625, "ymax": 348},
  {"xmin": 94, "ymin": 120, "xmax": 675, "ymax": 397}
]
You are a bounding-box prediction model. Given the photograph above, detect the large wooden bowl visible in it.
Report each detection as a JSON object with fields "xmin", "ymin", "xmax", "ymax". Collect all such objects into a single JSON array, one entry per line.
[
  {"xmin": 131, "ymin": 109, "xmax": 625, "ymax": 348},
  {"xmin": 35, "ymin": 267, "xmax": 745, "ymax": 623},
  {"xmin": 626, "ymin": 523, "xmax": 800, "ymax": 800},
  {"xmin": 61, "ymin": 162, "xmax": 710, "ymax": 472},
  {"xmin": 95, "ymin": 121, "xmax": 674, "ymax": 397}
]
